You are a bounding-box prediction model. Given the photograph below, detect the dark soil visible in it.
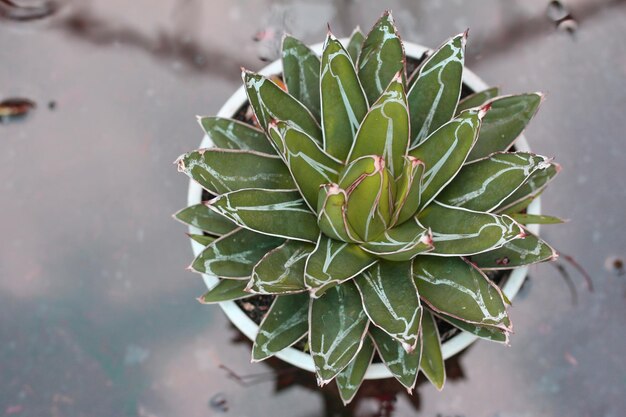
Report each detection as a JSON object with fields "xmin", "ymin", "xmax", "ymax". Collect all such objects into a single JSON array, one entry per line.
[
  {"xmin": 204, "ymin": 53, "xmax": 516, "ymax": 348},
  {"xmin": 234, "ymin": 295, "xmax": 274, "ymax": 323}
]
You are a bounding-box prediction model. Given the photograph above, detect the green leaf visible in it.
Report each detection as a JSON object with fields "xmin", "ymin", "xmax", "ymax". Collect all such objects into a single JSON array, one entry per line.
[
  {"xmin": 347, "ymin": 73, "xmax": 410, "ymax": 177},
  {"xmin": 242, "ymin": 70, "xmax": 322, "ymax": 141},
  {"xmin": 309, "ymin": 281, "xmax": 370, "ymax": 385},
  {"xmin": 337, "ymin": 153, "xmax": 375, "ymax": 186},
  {"xmin": 370, "ymin": 326, "xmax": 421, "ymax": 391},
  {"xmin": 209, "ymin": 189, "xmax": 319, "ymax": 242},
  {"xmin": 191, "ymin": 228, "xmax": 283, "ymax": 278},
  {"xmin": 346, "ymin": 27, "xmax": 365, "ymax": 63},
  {"xmin": 340, "ymin": 156, "xmax": 393, "ymax": 241},
  {"xmin": 317, "ymin": 184, "xmax": 361, "ymax": 243},
  {"xmin": 355, "ymin": 261, "xmax": 422, "ymax": 350},
  {"xmin": 500, "ymin": 195, "xmax": 536, "ymax": 215},
  {"xmin": 197, "ymin": 279, "xmax": 252, "ymax": 304},
  {"xmin": 177, "ymin": 149, "xmax": 295, "ymax": 195},
  {"xmin": 358, "ymin": 11, "xmax": 405, "ymax": 105},
  {"xmin": 252, "ymin": 293, "xmax": 309, "ymax": 361},
  {"xmin": 248, "ymin": 240, "xmax": 313, "ymax": 294},
  {"xmin": 336, "ymin": 336, "xmax": 375, "ymax": 405},
  {"xmin": 419, "ymin": 202, "xmax": 523, "ymax": 256},
  {"xmin": 437, "ymin": 313, "xmax": 508, "ymax": 343},
  {"xmin": 470, "ymin": 230, "xmax": 557, "ymax": 269},
  {"xmin": 419, "ymin": 310, "xmax": 445, "ymax": 390},
  {"xmin": 508, "ymin": 213, "xmax": 565, "ymax": 224},
  {"xmin": 174, "ymin": 204, "xmax": 237, "ymax": 236},
  {"xmin": 496, "ymin": 163, "xmax": 560, "ymax": 213},
  {"xmin": 270, "ymin": 123, "xmax": 342, "ymax": 210},
  {"xmin": 360, "ymin": 217, "xmax": 433, "ymax": 261},
  {"xmin": 455, "ymin": 87, "xmax": 499, "ymax": 115},
  {"xmin": 187, "ymin": 233, "xmax": 215, "ymax": 246},
  {"xmin": 409, "ymin": 109, "xmax": 485, "ymax": 211},
  {"xmin": 305, "ymin": 235, "xmax": 377, "ymax": 298},
  {"xmin": 320, "ymin": 34, "xmax": 369, "ymax": 160},
  {"xmin": 198, "ymin": 117, "xmax": 276, "ymax": 155},
  {"xmin": 413, "ymin": 256, "xmax": 511, "ymax": 331},
  {"xmin": 468, "ymin": 93, "xmax": 543, "ymax": 161},
  {"xmin": 407, "ymin": 32, "xmax": 466, "ymax": 146},
  {"xmin": 437, "ymin": 152, "xmax": 553, "ymax": 212},
  {"xmin": 391, "ymin": 157, "xmax": 425, "ymax": 225},
  {"xmin": 282, "ymin": 35, "xmax": 321, "ymax": 121}
]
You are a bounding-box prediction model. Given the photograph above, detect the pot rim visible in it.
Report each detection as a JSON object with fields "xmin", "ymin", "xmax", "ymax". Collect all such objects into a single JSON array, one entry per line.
[{"xmin": 186, "ymin": 39, "xmax": 541, "ymax": 379}]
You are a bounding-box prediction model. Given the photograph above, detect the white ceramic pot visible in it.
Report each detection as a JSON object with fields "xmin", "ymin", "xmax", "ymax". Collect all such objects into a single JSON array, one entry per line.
[{"xmin": 186, "ymin": 40, "xmax": 541, "ymax": 379}]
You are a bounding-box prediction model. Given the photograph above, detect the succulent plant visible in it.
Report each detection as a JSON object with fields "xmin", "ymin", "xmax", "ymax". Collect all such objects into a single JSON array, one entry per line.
[{"xmin": 175, "ymin": 11, "xmax": 562, "ymax": 404}]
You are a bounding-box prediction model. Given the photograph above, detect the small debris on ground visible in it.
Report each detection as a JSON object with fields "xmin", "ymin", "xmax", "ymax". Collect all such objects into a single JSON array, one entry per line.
[
  {"xmin": 605, "ymin": 256, "xmax": 624, "ymax": 276},
  {"xmin": 0, "ymin": 97, "xmax": 35, "ymax": 123},
  {"xmin": 208, "ymin": 393, "xmax": 228, "ymax": 413},
  {"xmin": 547, "ymin": 1, "xmax": 579, "ymax": 35}
]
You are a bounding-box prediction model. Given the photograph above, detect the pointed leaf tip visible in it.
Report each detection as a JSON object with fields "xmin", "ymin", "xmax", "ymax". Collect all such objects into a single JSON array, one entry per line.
[
  {"xmin": 175, "ymin": 155, "xmax": 185, "ymax": 172},
  {"xmin": 536, "ymin": 91, "xmax": 546, "ymax": 102},
  {"xmin": 370, "ymin": 326, "xmax": 421, "ymax": 391},
  {"xmin": 478, "ymin": 102, "xmax": 491, "ymax": 118},
  {"xmin": 408, "ymin": 156, "xmax": 421, "ymax": 166},
  {"xmin": 326, "ymin": 23, "xmax": 335, "ymax": 38},
  {"xmin": 175, "ymin": 203, "xmax": 238, "ymax": 235},
  {"xmin": 419, "ymin": 310, "xmax": 445, "ymax": 390},
  {"xmin": 420, "ymin": 229, "xmax": 434, "ymax": 246},
  {"xmin": 374, "ymin": 154, "xmax": 385, "ymax": 171}
]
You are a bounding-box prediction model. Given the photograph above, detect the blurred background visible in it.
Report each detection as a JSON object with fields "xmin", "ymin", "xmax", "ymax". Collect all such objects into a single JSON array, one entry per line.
[{"xmin": 1, "ymin": 0, "xmax": 625, "ymax": 416}]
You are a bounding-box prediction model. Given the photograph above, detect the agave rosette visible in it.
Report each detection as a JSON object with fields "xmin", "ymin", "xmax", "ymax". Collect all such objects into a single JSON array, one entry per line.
[{"xmin": 175, "ymin": 11, "xmax": 562, "ymax": 404}]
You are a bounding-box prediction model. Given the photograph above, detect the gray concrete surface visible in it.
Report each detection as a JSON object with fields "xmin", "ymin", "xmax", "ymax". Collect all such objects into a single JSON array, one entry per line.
[{"xmin": 1, "ymin": 0, "xmax": 625, "ymax": 416}]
